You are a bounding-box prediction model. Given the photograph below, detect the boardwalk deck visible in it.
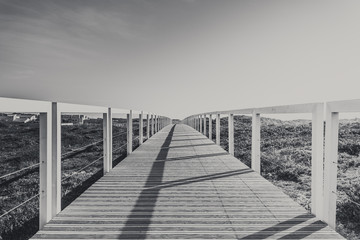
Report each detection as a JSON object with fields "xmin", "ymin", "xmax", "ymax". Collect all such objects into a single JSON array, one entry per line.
[{"xmin": 31, "ymin": 124, "xmax": 344, "ymax": 239}]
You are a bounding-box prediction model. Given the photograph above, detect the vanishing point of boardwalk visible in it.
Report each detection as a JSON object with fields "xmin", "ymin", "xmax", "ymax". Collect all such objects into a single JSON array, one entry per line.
[{"xmin": 32, "ymin": 124, "xmax": 344, "ymax": 239}]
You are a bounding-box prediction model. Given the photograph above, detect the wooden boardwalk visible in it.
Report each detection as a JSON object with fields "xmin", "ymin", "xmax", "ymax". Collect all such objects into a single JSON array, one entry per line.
[{"xmin": 32, "ymin": 124, "xmax": 344, "ymax": 239}]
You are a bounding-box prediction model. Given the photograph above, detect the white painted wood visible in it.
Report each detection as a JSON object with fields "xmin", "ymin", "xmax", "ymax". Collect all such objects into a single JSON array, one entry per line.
[
  {"xmin": 209, "ymin": 114, "xmax": 212, "ymax": 141},
  {"xmin": 154, "ymin": 115, "xmax": 157, "ymax": 133},
  {"xmin": 158, "ymin": 116, "xmax": 160, "ymax": 131},
  {"xmin": 311, "ymin": 103, "xmax": 324, "ymax": 220},
  {"xmin": 251, "ymin": 112, "xmax": 261, "ymax": 173},
  {"xmin": 139, "ymin": 111, "xmax": 143, "ymax": 145},
  {"xmin": 255, "ymin": 103, "xmax": 316, "ymax": 114},
  {"xmin": 51, "ymin": 103, "xmax": 61, "ymax": 217},
  {"xmin": 0, "ymin": 97, "xmax": 51, "ymax": 113},
  {"xmin": 111, "ymin": 108, "xmax": 131, "ymax": 114},
  {"xmin": 39, "ymin": 113, "xmax": 52, "ymax": 229},
  {"xmin": 127, "ymin": 110, "xmax": 133, "ymax": 155},
  {"xmin": 108, "ymin": 108, "xmax": 113, "ymax": 170},
  {"xmin": 146, "ymin": 113, "xmax": 150, "ymax": 139},
  {"xmin": 109, "ymin": 109, "xmax": 113, "ymax": 170},
  {"xmin": 228, "ymin": 113, "xmax": 234, "ymax": 155},
  {"xmin": 57, "ymin": 102, "xmax": 107, "ymax": 113},
  {"xmin": 199, "ymin": 115, "xmax": 202, "ymax": 133},
  {"xmin": 103, "ymin": 113, "xmax": 110, "ymax": 173},
  {"xmin": 151, "ymin": 114, "xmax": 154, "ymax": 136},
  {"xmin": 185, "ymin": 102, "xmax": 322, "ymax": 118},
  {"xmin": 203, "ymin": 114, "xmax": 207, "ymax": 136},
  {"xmin": 193, "ymin": 108, "xmax": 253, "ymax": 116},
  {"xmin": 216, "ymin": 114, "xmax": 220, "ymax": 145},
  {"xmin": 327, "ymin": 99, "xmax": 360, "ymax": 112},
  {"xmin": 324, "ymin": 107, "xmax": 339, "ymax": 229}
]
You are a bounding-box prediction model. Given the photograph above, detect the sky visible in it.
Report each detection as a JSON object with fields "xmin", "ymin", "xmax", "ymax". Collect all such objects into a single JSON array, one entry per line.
[{"xmin": 1, "ymin": 0, "xmax": 360, "ymax": 119}]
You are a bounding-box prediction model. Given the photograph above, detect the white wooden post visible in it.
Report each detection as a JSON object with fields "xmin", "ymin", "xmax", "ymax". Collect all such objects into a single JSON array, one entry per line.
[
  {"xmin": 127, "ymin": 110, "xmax": 133, "ymax": 155},
  {"xmin": 199, "ymin": 115, "xmax": 202, "ymax": 133},
  {"xmin": 311, "ymin": 103, "xmax": 324, "ymax": 219},
  {"xmin": 228, "ymin": 113, "xmax": 234, "ymax": 155},
  {"xmin": 51, "ymin": 103, "xmax": 61, "ymax": 217},
  {"xmin": 39, "ymin": 112, "xmax": 52, "ymax": 229},
  {"xmin": 146, "ymin": 113, "xmax": 150, "ymax": 139},
  {"xmin": 251, "ymin": 111, "xmax": 261, "ymax": 173},
  {"xmin": 216, "ymin": 114, "xmax": 220, "ymax": 145},
  {"xmin": 324, "ymin": 106, "xmax": 339, "ymax": 229},
  {"xmin": 151, "ymin": 114, "xmax": 154, "ymax": 136},
  {"xmin": 154, "ymin": 115, "xmax": 158, "ymax": 133},
  {"xmin": 103, "ymin": 112, "xmax": 110, "ymax": 173},
  {"xmin": 108, "ymin": 108, "xmax": 113, "ymax": 170},
  {"xmin": 203, "ymin": 114, "xmax": 207, "ymax": 136},
  {"xmin": 139, "ymin": 111, "xmax": 143, "ymax": 145},
  {"xmin": 209, "ymin": 114, "xmax": 212, "ymax": 141}
]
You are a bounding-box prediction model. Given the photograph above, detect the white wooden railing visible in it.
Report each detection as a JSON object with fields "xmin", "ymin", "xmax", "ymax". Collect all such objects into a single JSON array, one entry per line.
[
  {"xmin": 183, "ymin": 100, "xmax": 360, "ymax": 230},
  {"xmin": 0, "ymin": 97, "xmax": 171, "ymax": 229}
]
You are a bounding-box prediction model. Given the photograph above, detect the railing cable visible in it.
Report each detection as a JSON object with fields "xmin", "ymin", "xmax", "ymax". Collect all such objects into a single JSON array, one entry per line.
[
  {"xmin": 0, "ymin": 163, "xmax": 40, "ymax": 181},
  {"xmin": 62, "ymin": 155, "xmax": 103, "ymax": 182},
  {"xmin": 0, "ymin": 128, "xmax": 143, "ymax": 181},
  {"xmin": 0, "ymin": 194, "xmax": 39, "ymax": 219},
  {"xmin": 61, "ymin": 130, "xmax": 130, "ymax": 157}
]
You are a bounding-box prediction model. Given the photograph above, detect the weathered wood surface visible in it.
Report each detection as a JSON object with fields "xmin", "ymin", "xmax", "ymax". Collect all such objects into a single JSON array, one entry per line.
[{"xmin": 32, "ymin": 124, "xmax": 344, "ymax": 239}]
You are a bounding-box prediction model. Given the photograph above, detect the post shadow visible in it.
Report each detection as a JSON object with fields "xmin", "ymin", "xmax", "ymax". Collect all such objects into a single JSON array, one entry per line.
[
  {"xmin": 154, "ymin": 152, "xmax": 229, "ymax": 162},
  {"xmin": 239, "ymin": 214, "xmax": 326, "ymax": 239},
  {"xmin": 116, "ymin": 124, "xmax": 176, "ymax": 239}
]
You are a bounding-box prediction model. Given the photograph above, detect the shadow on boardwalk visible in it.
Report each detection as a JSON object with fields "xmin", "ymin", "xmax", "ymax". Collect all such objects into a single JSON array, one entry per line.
[
  {"xmin": 116, "ymin": 124, "xmax": 331, "ymax": 239},
  {"xmin": 116, "ymin": 124, "xmax": 176, "ymax": 239}
]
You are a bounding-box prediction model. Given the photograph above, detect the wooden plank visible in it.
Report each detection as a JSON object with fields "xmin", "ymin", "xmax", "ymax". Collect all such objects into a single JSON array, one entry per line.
[{"xmin": 32, "ymin": 124, "xmax": 344, "ymax": 239}]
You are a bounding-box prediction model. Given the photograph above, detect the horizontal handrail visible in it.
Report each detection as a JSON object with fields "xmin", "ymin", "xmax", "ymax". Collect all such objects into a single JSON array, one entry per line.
[
  {"xmin": 0, "ymin": 97, "xmax": 51, "ymax": 113},
  {"xmin": 187, "ymin": 102, "xmax": 321, "ymax": 117}
]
